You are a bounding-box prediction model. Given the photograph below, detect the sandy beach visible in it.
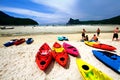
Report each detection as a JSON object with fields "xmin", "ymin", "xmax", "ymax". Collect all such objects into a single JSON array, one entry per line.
[{"xmin": 0, "ymin": 25, "xmax": 120, "ymax": 80}]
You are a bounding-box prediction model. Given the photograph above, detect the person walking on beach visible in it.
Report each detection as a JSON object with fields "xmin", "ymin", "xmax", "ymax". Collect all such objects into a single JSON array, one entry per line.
[
  {"xmin": 81, "ymin": 28, "xmax": 86, "ymax": 40},
  {"xmin": 112, "ymin": 27, "xmax": 119, "ymax": 41},
  {"xmin": 96, "ymin": 28, "xmax": 100, "ymax": 36}
]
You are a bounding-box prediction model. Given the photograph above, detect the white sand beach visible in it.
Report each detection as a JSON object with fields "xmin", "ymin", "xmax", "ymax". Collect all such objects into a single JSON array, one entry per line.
[{"xmin": 0, "ymin": 25, "xmax": 120, "ymax": 80}]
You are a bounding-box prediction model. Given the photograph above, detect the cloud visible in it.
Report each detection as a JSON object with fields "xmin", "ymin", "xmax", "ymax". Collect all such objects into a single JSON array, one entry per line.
[
  {"xmin": 0, "ymin": 6, "xmax": 71, "ymax": 24},
  {"xmin": 0, "ymin": 6, "xmax": 52, "ymax": 18},
  {"xmin": 0, "ymin": 0, "xmax": 92, "ymax": 24},
  {"xmin": 31, "ymin": 0, "xmax": 76, "ymax": 15},
  {"xmin": 1, "ymin": 0, "xmax": 120, "ymax": 24},
  {"xmin": 30, "ymin": 0, "xmax": 85, "ymax": 20}
]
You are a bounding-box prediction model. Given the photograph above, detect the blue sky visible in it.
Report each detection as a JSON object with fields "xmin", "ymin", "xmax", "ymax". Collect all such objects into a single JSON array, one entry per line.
[{"xmin": 0, "ymin": 0, "xmax": 120, "ymax": 25}]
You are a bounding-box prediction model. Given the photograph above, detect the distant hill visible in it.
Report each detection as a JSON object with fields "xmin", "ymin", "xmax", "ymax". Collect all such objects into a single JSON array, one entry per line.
[
  {"xmin": 67, "ymin": 16, "xmax": 120, "ymax": 25},
  {"xmin": 0, "ymin": 11, "xmax": 38, "ymax": 25}
]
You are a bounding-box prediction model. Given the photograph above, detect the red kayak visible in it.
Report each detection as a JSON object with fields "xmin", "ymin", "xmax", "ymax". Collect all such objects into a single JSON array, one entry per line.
[
  {"xmin": 35, "ymin": 43, "xmax": 52, "ymax": 71},
  {"xmin": 14, "ymin": 38, "xmax": 25, "ymax": 45},
  {"xmin": 63, "ymin": 42, "xmax": 79, "ymax": 57},
  {"xmin": 93, "ymin": 43, "xmax": 116, "ymax": 51},
  {"xmin": 52, "ymin": 42, "xmax": 68, "ymax": 67}
]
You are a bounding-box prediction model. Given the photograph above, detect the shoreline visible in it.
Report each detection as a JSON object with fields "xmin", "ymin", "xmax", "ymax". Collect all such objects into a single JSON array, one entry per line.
[
  {"xmin": 0, "ymin": 25, "xmax": 120, "ymax": 37},
  {"xmin": 0, "ymin": 31, "xmax": 114, "ymax": 37}
]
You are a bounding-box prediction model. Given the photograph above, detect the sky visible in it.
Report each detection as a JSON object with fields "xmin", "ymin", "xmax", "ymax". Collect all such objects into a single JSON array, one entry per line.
[{"xmin": 0, "ymin": 0, "xmax": 120, "ymax": 25}]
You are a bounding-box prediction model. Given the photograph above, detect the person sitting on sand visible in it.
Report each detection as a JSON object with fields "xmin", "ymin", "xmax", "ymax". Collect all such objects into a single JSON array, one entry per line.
[
  {"xmin": 84, "ymin": 35, "xmax": 89, "ymax": 41},
  {"xmin": 112, "ymin": 27, "xmax": 119, "ymax": 41},
  {"xmin": 80, "ymin": 35, "xmax": 89, "ymax": 42},
  {"xmin": 90, "ymin": 34, "xmax": 98, "ymax": 42}
]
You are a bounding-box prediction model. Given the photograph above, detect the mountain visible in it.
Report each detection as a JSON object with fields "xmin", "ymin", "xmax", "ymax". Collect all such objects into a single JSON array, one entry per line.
[
  {"xmin": 0, "ymin": 11, "xmax": 38, "ymax": 25},
  {"xmin": 67, "ymin": 16, "xmax": 120, "ymax": 25}
]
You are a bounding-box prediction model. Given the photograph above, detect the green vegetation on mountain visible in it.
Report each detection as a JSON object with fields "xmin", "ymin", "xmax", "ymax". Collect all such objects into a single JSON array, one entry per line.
[
  {"xmin": 0, "ymin": 11, "xmax": 38, "ymax": 25},
  {"xmin": 67, "ymin": 16, "xmax": 120, "ymax": 25}
]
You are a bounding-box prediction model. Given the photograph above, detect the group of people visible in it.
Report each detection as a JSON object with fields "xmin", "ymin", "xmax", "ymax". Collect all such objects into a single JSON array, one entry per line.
[
  {"xmin": 81, "ymin": 27, "xmax": 119, "ymax": 42},
  {"xmin": 81, "ymin": 28, "xmax": 100, "ymax": 42}
]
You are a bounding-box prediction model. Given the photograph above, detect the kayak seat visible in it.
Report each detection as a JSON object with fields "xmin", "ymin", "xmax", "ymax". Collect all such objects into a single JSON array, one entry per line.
[
  {"xmin": 40, "ymin": 61, "xmax": 46, "ymax": 65},
  {"xmin": 111, "ymin": 55, "xmax": 117, "ymax": 60}
]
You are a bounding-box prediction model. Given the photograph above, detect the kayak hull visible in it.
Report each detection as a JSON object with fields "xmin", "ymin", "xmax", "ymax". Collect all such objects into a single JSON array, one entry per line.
[
  {"xmin": 26, "ymin": 38, "xmax": 34, "ymax": 44},
  {"xmin": 35, "ymin": 43, "xmax": 52, "ymax": 71},
  {"xmin": 58, "ymin": 36, "xmax": 69, "ymax": 41},
  {"xmin": 63, "ymin": 42, "xmax": 79, "ymax": 57},
  {"xmin": 92, "ymin": 50, "xmax": 120, "ymax": 74},
  {"xmin": 14, "ymin": 38, "xmax": 25, "ymax": 45},
  {"xmin": 76, "ymin": 58, "xmax": 112, "ymax": 80},
  {"xmin": 52, "ymin": 42, "xmax": 68, "ymax": 67},
  {"xmin": 3, "ymin": 41, "xmax": 14, "ymax": 47},
  {"xmin": 84, "ymin": 41, "xmax": 98, "ymax": 47},
  {"xmin": 84, "ymin": 41, "xmax": 116, "ymax": 51},
  {"xmin": 93, "ymin": 44, "xmax": 116, "ymax": 51}
]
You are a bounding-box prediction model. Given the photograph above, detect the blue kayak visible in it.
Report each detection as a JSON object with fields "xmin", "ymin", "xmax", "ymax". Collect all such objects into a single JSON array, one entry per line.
[
  {"xmin": 3, "ymin": 41, "xmax": 14, "ymax": 47},
  {"xmin": 3, "ymin": 39, "xmax": 18, "ymax": 47},
  {"xmin": 92, "ymin": 50, "xmax": 120, "ymax": 74},
  {"xmin": 26, "ymin": 38, "xmax": 34, "ymax": 44}
]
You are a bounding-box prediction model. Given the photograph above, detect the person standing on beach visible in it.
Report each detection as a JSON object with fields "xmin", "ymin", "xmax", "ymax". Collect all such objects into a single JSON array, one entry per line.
[
  {"xmin": 96, "ymin": 28, "xmax": 100, "ymax": 36},
  {"xmin": 81, "ymin": 29, "xmax": 86, "ymax": 40},
  {"xmin": 112, "ymin": 27, "xmax": 119, "ymax": 41}
]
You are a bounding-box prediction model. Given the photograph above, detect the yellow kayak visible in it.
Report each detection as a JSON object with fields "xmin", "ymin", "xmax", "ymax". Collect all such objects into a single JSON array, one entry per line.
[
  {"xmin": 76, "ymin": 58, "xmax": 113, "ymax": 80},
  {"xmin": 84, "ymin": 41, "xmax": 98, "ymax": 47},
  {"xmin": 52, "ymin": 42, "xmax": 64, "ymax": 53},
  {"xmin": 52, "ymin": 47, "xmax": 64, "ymax": 53}
]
